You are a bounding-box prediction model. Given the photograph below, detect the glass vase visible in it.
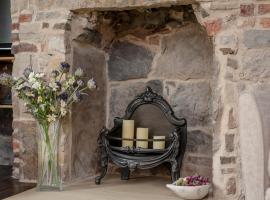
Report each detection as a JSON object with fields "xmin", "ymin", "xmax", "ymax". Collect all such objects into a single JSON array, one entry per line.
[{"xmin": 36, "ymin": 120, "xmax": 62, "ymax": 191}]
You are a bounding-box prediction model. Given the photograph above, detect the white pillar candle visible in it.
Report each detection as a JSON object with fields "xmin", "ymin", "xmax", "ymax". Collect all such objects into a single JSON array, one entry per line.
[
  {"xmin": 136, "ymin": 128, "xmax": 149, "ymax": 149},
  {"xmin": 122, "ymin": 120, "xmax": 135, "ymax": 147},
  {"xmin": 153, "ymin": 136, "xmax": 166, "ymax": 150}
]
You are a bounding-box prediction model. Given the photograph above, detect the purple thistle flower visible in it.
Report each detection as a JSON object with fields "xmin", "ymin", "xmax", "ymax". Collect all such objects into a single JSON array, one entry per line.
[
  {"xmin": 60, "ymin": 62, "xmax": 70, "ymax": 73},
  {"xmin": 59, "ymin": 92, "xmax": 68, "ymax": 101}
]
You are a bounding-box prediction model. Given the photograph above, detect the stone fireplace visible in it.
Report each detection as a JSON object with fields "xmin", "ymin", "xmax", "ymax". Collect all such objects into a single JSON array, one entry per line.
[{"xmin": 10, "ymin": 0, "xmax": 270, "ymax": 200}]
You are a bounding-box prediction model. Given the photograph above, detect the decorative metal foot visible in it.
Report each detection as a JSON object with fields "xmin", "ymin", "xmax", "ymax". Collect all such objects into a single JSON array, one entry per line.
[
  {"xmin": 171, "ymin": 161, "xmax": 180, "ymax": 182},
  {"xmin": 95, "ymin": 165, "xmax": 108, "ymax": 185},
  {"xmin": 121, "ymin": 167, "xmax": 130, "ymax": 180}
]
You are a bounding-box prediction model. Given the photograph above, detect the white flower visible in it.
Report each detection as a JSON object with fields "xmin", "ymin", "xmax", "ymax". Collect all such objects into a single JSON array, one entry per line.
[
  {"xmin": 60, "ymin": 108, "xmax": 67, "ymax": 116},
  {"xmin": 35, "ymin": 73, "xmax": 45, "ymax": 78},
  {"xmin": 28, "ymin": 72, "xmax": 36, "ymax": 83},
  {"xmin": 31, "ymin": 82, "xmax": 41, "ymax": 90},
  {"xmin": 25, "ymin": 91, "xmax": 35, "ymax": 97},
  {"xmin": 47, "ymin": 114, "xmax": 57, "ymax": 122},
  {"xmin": 60, "ymin": 100, "xmax": 67, "ymax": 108},
  {"xmin": 37, "ymin": 96, "xmax": 43, "ymax": 103},
  {"xmin": 87, "ymin": 78, "xmax": 96, "ymax": 89},
  {"xmin": 50, "ymin": 106, "xmax": 56, "ymax": 112},
  {"xmin": 49, "ymin": 82, "xmax": 59, "ymax": 91},
  {"xmin": 74, "ymin": 68, "xmax": 84, "ymax": 77},
  {"xmin": 68, "ymin": 77, "xmax": 75, "ymax": 85}
]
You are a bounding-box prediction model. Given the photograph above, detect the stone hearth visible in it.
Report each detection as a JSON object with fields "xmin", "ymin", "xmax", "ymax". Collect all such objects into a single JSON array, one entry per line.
[{"xmin": 10, "ymin": 0, "xmax": 270, "ymax": 200}]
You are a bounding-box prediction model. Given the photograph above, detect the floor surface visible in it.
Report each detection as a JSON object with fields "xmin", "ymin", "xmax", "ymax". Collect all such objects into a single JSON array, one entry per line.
[{"xmin": 5, "ymin": 176, "xmax": 180, "ymax": 200}]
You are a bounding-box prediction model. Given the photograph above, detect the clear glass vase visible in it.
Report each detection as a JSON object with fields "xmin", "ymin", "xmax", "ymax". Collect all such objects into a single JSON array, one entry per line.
[{"xmin": 36, "ymin": 120, "xmax": 62, "ymax": 191}]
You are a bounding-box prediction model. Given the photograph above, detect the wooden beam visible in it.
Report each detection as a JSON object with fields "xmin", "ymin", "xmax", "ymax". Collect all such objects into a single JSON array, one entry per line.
[
  {"xmin": 0, "ymin": 105, "xmax": 12, "ymax": 109},
  {"xmin": 0, "ymin": 57, "xmax": 14, "ymax": 62}
]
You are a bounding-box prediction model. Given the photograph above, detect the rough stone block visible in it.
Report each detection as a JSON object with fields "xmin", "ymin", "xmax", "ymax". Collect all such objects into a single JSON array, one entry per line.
[
  {"xmin": 36, "ymin": 10, "xmax": 65, "ymax": 21},
  {"xmin": 71, "ymin": 42, "xmax": 107, "ymax": 179},
  {"xmin": 260, "ymin": 18, "xmax": 270, "ymax": 28},
  {"xmin": 48, "ymin": 35, "xmax": 65, "ymax": 54},
  {"xmin": 220, "ymin": 156, "xmax": 236, "ymax": 164},
  {"xmin": 244, "ymin": 30, "xmax": 270, "ymax": 48},
  {"xmin": 242, "ymin": 49, "xmax": 270, "ymax": 79},
  {"xmin": 204, "ymin": 18, "xmax": 222, "ymax": 36},
  {"xmin": 186, "ymin": 155, "xmax": 212, "ymax": 167},
  {"xmin": 11, "ymin": 43, "xmax": 38, "ymax": 54},
  {"xmin": 12, "ymin": 23, "xmax": 20, "ymax": 30},
  {"xmin": 108, "ymin": 41, "xmax": 154, "ymax": 81},
  {"xmin": 53, "ymin": 22, "xmax": 71, "ymax": 30},
  {"xmin": 228, "ymin": 108, "xmax": 237, "ymax": 129},
  {"xmin": 227, "ymin": 57, "xmax": 238, "ymax": 69},
  {"xmin": 258, "ymin": 4, "xmax": 270, "ymax": 15},
  {"xmin": 13, "ymin": 120, "xmax": 37, "ymax": 181},
  {"xmin": 226, "ymin": 177, "xmax": 236, "ymax": 195},
  {"xmin": 109, "ymin": 80, "xmax": 163, "ymax": 126},
  {"xmin": 19, "ymin": 14, "xmax": 32, "ymax": 23},
  {"xmin": 152, "ymin": 23, "xmax": 213, "ymax": 80},
  {"xmin": 11, "ymin": 33, "xmax": 19, "ymax": 42},
  {"xmin": 42, "ymin": 22, "xmax": 49, "ymax": 29},
  {"xmin": 186, "ymin": 130, "xmax": 212, "ymax": 155},
  {"xmin": 225, "ymin": 134, "xmax": 234, "ymax": 152},
  {"xmin": 240, "ymin": 4, "xmax": 255, "ymax": 17},
  {"xmin": 165, "ymin": 81, "xmax": 211, "ymax": 126}
]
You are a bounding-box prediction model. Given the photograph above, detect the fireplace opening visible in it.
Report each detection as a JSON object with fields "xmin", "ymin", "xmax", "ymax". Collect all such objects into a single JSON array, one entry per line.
[{"xmin": 68, "ymin": 4, "xmax": 214, "ymax": 181}]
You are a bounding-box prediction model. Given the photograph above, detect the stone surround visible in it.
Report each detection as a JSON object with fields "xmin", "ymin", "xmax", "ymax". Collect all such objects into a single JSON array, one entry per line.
[{"xmin": 10, "ymin": 0, "xmax": 270, "ymax": 199}]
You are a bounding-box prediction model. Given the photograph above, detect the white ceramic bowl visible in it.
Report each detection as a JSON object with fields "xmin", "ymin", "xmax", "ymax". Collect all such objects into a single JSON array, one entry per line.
[{"xmin": 166, "ymin": 184, "xmax": 210, "ymax": 200}]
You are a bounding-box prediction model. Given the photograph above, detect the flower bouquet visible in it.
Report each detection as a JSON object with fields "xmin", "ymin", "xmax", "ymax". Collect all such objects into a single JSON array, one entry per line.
[
  {"xmin": 166, "ymin": 175, "xmax": 210, "ymax": 200},
  {"xmin": 0, "ymin": 62, "xmax": 96, "ymax": 191}
]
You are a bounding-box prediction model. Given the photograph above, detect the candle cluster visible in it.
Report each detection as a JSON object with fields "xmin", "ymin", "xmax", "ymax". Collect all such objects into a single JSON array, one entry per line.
[{"xmin": 122, "ymin": 120, "xmax": 166, "ymax": 150}]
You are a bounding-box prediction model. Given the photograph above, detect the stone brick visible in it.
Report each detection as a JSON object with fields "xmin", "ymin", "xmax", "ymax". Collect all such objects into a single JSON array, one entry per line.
[
  {"xmin": 227, "ymin": 57, "xmax": 238, "ymax": 70},
  {"xmin": 186, "ymin": 155, "xmax": 212, "ymax": 167},
  {"xmin": 186, "ymin": 130, "xmax": 212, "ymax": 155},
  {"xmin": 228, "ymin": 108, "xmax": 237, "ymax": 129},
  {"xmin": 240, "ymin": 4, "xmax": 255, "ymax": 17},
  {"xmin": 109, "ymin": 80, "xmax": 163, "ymax": 126},
  {"xmin": 11, "ymin": 33, "xmax": 19, "ymax": 42},
  {"xmin": 221, "ymin": 168, "xmax": 235, "ymax": 174},
  {"xmin": 152, "ymin": 23, "xmax": 213, "ymax": 80},
  {"xmin": 244, "ymin": 30, "xmax": 270, "ymax": 48},
  {"xmin": 75, "ymin": 30, "xmax": 102, "ymax": 48},
  {"xmin": 210, "ymin": 1, "xmax": 239, "ymax": 10},
  {"xmin": 72, "ymin": 42, "xmax": 107, "ymax": 180},
  {"xmin": 42, "ymin": 22, "xmax": 49, "ymax": 29},
  {"xmin": 260, "ymin": 18, "xmax": 270, "ymax": 28},
  {"xmin": 12, "ymin": 23, "xmax": 20, "ymax": 30},
  {"xmin": 182, "ymin": 163, "xmax": 212, "ymax": 180},
  {"xmin": 204, "ymin": 18, "xmax": 222, "ymax": 36},
  {"xmin": 48, "ymin": 35, "xmax": 65, "ymax": 53},
  {"xmin": 225, "ymin": 134, "xmax": 234, "ymax": 152},
  {"xmin": 108, "ymin": 41, "xmax": 154, "ymax": 81},
  {"xmin": 220, "ymin": 156, "xmax": 236, "ymax": 164},
  {"xmin": 226, "ymin": 177, "xmax": 236, "ymax": 195},
  {"xmin": 237, "ymin": 17, "xmax": 256, "ymax": 28},
  {"xmin": 16, "ymin": 120, "xmax": 37, "ymax": 180},
  {"xmin": 165, "ymin": 81, "xmax": 211, "ymax": 126},
  {"xmin": 36, "ymin": 10, "xmax": 63, "ymax": 21},
  {"xmin": 12, "ymin": 43, "xmax": 38, "ymax": 54},
  {"xmin": 258, "ymin": 4, "xmax": 270, "ymax": 15},
  {"xmin": 242, "ymin": 49, "xmax": 270, "ymax": 79},
  {"xmin": 19, "ymin": 14, "xmax": 32, "ymax": 23},
  {"xmin": 220, "ymin": 48, "xmax": 236, "ymax": 55},
  {"xmin": 53, "ymin": 22, "xmax": 71, "ymax": 30}
]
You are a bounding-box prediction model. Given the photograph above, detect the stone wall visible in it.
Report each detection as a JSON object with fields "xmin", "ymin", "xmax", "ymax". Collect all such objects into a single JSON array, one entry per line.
[{"xmin": 10, "ymin": 0, "xmax": 270, "ymax": 199}]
